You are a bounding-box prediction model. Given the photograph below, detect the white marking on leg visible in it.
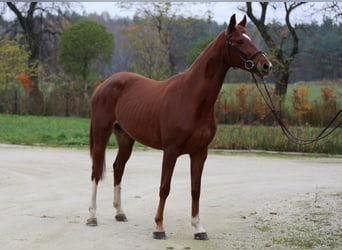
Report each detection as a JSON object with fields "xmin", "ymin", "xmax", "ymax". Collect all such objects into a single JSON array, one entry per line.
[
  {"xmin": 113, "ymin": 184, "xmax": 124, "ymax": 215},
  {"xmin": 88, "ymin": 180, "xmax": 97, "ymax": 219},
  {"xmin": 191, "ymin": 215, "xmax": 206, "ymax": 234}
]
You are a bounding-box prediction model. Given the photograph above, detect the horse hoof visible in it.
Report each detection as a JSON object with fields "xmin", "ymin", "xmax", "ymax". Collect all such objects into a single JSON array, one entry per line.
[
  {"xmin": 115, "ymin": 214, "xmax": 128, "ymax": 222},
  {"xmin": 194, "ymin": 232, "xmax": 209, "ymax": 240},
  {"xmin": 86, "ymin": 218, "xmax": 98, "ymax": 227},
  {"xmin": 153, "ymin": 231, "xmax": 166, "ymax": 240}
]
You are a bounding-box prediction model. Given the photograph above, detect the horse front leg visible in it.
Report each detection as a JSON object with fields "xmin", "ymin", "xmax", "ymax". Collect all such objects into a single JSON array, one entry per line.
[
  {"xmin": 153, "ymin": 150, "xmax": 178, "ymax": 240},
  {"xmin": 190, "ymin": 147, "xmax": 209, "ymax": 240}
]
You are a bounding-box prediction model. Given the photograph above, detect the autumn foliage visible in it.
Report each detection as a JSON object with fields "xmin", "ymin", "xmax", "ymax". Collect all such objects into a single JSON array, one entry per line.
[
  {"xmin": 215, "ymin": 83, "xmax": 340, "ymax": 127},
  {"xmin": 18, "ymin": 71, "xmax": 31, "ymax": 93},
  {"xmin": 292, "ymin": 86, "xmax": 312, "ymax": 116}
]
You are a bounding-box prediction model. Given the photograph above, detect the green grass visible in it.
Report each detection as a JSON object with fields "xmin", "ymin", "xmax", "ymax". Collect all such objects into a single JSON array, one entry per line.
[
  {"xmin": 0, "ymin": 114, "xmax": 341, "ymax": 154},
  {"xmin": 0, "ymin": 114, "xmax": 117, "ymax": 147},
  {"xmin": 221, "ymin": 82, "xmax": 342, "ymax": 107},
  {"xmin": 0, "ymin": 114, "xmax": 87, "ymax": 146},
  {"xmin": 212, "ymin": 124, "xmax": 342, "ymax": 154}
]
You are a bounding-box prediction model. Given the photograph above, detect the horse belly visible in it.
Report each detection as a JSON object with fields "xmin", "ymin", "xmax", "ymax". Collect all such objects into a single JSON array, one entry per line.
[{"xmin": 115, "ymin": 96, "xmax": 163, "ymax": 149}]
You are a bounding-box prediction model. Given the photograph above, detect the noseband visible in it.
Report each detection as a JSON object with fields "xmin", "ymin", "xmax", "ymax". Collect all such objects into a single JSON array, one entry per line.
[{"xmin": 225, "ymin": 29, "xmax": 264, "ymax": 72}]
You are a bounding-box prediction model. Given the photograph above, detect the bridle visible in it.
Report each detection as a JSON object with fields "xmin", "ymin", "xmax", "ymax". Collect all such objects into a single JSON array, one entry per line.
[
  {"xmin": 224, "ymin": 29, "xmax": 342, "ymax": 145},
  {"xmin": 225, "ymin": 29, "xmax": 264, "ymax": 73}
]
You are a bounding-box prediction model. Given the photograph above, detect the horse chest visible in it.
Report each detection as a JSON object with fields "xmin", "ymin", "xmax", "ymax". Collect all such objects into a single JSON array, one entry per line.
[
  {"xmin": 188, "ymin": 122, "xmax": 216, "ymax": 148},
  {"xmin": 171, "ymin": 114, "xmax": 217, "ymax": 153}
]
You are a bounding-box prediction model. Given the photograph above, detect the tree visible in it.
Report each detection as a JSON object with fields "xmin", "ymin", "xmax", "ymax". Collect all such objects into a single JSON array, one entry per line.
[
  {"xmin": 243, "ymin": 2, "xmax": 306, "ymax": 97},
  {"xmin": 58, "ymin": 19, "xmax": 114, "ymax": 98},
  {"xmin": 292, "ymin": 18, "xmax": 342, "ymax": 81},
  {"xmin": 4, "ymin": 2, "xmax": 72, "ymax": 114},
  {"xmin": 123, "ymin": 20, "xmax": 170, "ymax": 80},
  {"xmin": 321, "ymin": 2, "xmax": 342, "ymax": 23},
  {"xmin": 121, "ymin": 3, "xmax": 178, "ymax": 80},
  {"xmin": 122, "ymin": 2, "xmax": 205, "ymax": 80},
  {"xmin": 0, "ymin": 37, "xmax": 31, "ymax": 113},
  {"xmin": 186, "ymin": 36, "xmax": 214, "ymax": 66}
]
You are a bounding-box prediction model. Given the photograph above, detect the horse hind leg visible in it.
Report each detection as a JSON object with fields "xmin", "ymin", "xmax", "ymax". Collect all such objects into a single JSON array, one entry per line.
[
  {"xmin": 113, "ymin": 122, "xmax": 135, "ymax": 222},
  {"xmin": 87, "ymin": 121, "xmax": 112, "ymax": 226},
  {"xmin": 87, "ymin": 179, "xmax": 98, "ymax": 226}
]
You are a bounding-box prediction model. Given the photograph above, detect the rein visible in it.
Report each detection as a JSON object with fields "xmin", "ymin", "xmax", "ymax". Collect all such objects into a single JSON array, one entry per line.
[
  {"xmin": 225, "ymin": 31, "xmax": 342, "ymax": 144},
  {"xmin": 250, "ymin": 73, "xmax": 342, "ymax": 144}
]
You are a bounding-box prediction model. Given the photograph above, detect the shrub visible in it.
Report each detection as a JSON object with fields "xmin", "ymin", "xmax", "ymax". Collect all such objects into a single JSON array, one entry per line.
[{"xmin": 215, "ymin": 83, "xmax": 341, "ymax": 127}]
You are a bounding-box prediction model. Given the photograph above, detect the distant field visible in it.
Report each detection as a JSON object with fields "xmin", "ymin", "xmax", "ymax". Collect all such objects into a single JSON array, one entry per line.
[
  {"xmin": 0, "ymin": 114, "xmax": 341, "ymax": 154},
  {"xmin": 221, "ymin": 82, "xmax": 342, "ymax": 107}
]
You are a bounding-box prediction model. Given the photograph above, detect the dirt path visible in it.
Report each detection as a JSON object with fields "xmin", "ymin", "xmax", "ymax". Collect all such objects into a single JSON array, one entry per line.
[{"xmin": 0, "ymin": 144, "xmax": 341, "ymax": 249}]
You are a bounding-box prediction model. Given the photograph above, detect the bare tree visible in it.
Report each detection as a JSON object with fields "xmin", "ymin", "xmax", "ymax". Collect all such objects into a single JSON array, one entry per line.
[
  {"xmin": 242, "ymin": 2, "xmax": 306, "ymax": 97},
  {"xmin": 4, "ymin": 2, "xmax": 71, "ymax": 114},
  {"xmin": 121, "ymin": 2, "xmax": 201, "ymax": 79},
  {"xmin": 321, "ymin": 2, "xmax": 342, "ymax": 23}
]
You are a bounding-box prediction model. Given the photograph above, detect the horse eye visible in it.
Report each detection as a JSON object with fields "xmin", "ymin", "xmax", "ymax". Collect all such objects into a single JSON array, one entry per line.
[{"xmin": 237, "ymin": 40, "xmax": 243, "ymax": 45}]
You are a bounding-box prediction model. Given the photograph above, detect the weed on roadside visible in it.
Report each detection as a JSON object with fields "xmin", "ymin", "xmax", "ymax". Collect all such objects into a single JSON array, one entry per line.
[{"xmin": 252, "ymin": 190, "xmax": 342, "ymax": 249}]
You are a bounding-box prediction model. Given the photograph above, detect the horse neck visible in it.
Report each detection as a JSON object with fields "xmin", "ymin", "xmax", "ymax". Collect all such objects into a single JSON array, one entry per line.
[{"xmin": 183, "ymin": 32, "xmax": 230, "ymax": 111}]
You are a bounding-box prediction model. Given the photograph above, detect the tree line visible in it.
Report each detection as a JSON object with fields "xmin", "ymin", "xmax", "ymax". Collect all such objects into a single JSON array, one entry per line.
[{"xmin": 0, "ymin": 2, "xmax": 341, "ymax": 117}]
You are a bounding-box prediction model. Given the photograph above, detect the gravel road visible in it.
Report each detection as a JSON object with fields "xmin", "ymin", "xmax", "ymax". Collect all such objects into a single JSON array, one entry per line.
[{"xmin": 0, "ymin": 144, "xmax": 341, "ymax": 249}]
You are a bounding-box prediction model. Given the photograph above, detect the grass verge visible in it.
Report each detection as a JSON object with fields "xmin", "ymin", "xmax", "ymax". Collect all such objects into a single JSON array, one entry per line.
[{"xmin": 0, "ymin": 114, "xmax": 341, "ymax": 154}]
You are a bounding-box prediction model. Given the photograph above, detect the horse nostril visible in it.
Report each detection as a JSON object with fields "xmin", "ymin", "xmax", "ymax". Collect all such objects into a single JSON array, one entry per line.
[{"xmin": 263, "ymin": 63, "xmax": 272, "ymax": 72}]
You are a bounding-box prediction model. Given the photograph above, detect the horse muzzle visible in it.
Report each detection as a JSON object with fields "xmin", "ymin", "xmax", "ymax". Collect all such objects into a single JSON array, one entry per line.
[
  {"xmin": 242, "ymin": 50, "xmax": 272, "ymax": 77},
  {"xmin": 256, "ymin": 56, "xmax": 272, "ymax": 76}
]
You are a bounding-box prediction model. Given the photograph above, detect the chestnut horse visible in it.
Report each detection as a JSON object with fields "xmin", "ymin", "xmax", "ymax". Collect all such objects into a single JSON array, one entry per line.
[{"xmin": 87, "ymin": 14, "xmax": 272, "ymax": 240}]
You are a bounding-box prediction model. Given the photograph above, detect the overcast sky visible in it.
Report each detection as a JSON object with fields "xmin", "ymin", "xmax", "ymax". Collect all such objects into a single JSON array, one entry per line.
[
  {"xmin": 81, "ymin": 2, "xmax": 327, "ymax": 25},
  {"xmin": 81, "ymin": 2, "xmax": 240, "ymax": 24},
  {"xmin": 0, "ymin": 2, "xmax": 329, "ymax": 24}
]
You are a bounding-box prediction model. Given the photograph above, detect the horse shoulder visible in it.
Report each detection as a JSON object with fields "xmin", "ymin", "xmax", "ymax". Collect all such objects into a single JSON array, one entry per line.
[{"xmin": 182, "ymin": 113, "xmax": 217, "ymax": 153}]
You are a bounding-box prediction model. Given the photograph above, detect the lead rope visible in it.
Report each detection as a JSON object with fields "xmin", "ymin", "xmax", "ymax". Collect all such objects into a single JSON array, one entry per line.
[{"xmin": 251, "ymin": 73, "xmax": 342, "ymax": 145}]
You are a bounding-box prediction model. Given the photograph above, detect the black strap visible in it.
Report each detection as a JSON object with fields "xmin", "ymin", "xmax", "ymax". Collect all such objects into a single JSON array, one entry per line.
[{"xmin": 251, "ymin": 73, "xmax": 342, "ymax": 145}]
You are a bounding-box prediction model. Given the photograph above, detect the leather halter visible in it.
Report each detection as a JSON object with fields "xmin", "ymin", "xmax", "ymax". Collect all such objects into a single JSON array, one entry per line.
[{"xmin": 225, "ymin": 29, "xmax": 264, "ymax": 72}]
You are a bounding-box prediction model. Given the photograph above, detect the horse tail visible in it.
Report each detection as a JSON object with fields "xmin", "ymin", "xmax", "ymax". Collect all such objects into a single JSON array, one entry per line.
[
  {"xmin": 89, "ymin": 121, "xmax": 94, "ymax": 157},
  {"xmin": 89, "ymin": 119, "xmax": 106, "ymax": 183}
]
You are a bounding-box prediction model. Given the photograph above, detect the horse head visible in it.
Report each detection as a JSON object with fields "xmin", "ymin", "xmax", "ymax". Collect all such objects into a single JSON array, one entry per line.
[{"xmin": 225, "ymin": 14, "xmax": 272, "ymax": 77}]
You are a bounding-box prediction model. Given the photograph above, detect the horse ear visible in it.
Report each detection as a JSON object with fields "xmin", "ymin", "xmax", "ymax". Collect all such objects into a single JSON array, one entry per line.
[
  {"xmin": 227, "ymin": 14, "xmax": 236, "ymax": 33},
  {"xmin": 238, "ymin": 15, "xmax": 247, "ymax": 27}
]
